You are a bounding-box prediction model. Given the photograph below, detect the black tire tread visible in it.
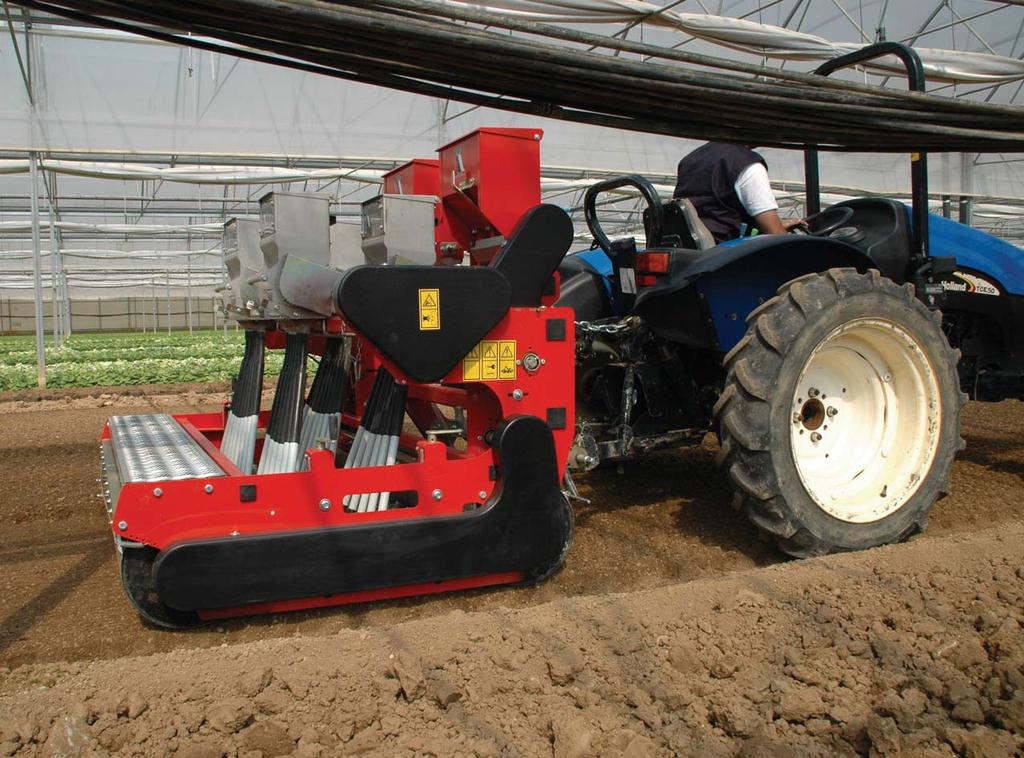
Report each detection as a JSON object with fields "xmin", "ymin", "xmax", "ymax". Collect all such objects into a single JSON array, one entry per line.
[{"xmin": 715, "ymin": 268, "xmax": 965, "ymax": 558}]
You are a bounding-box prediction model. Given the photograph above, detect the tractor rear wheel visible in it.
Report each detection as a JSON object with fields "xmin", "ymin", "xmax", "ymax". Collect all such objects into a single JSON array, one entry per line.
[{"xmin": 715, "ymin": 268, "xmax": 965, "ymax": 558}]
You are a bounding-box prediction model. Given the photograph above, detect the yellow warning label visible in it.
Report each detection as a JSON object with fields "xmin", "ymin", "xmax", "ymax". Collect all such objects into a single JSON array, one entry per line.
[
  {"xmin": 499, "ymin": 340, "xmax": 517, "ymax": 380},
  {"xmin": 418, "ymin": 288, "xmax": 440, "ymax": 331},
  {"xmin": 463, "ymin": 342, "xmax": 481, "ymax": 380},
  {"xmin": 463, "ymin": 339, "xmax": 516, "ymax": 382},
  {"xmin": 481, "ymin": 342, "xmax": 498, "ymax": 380}
]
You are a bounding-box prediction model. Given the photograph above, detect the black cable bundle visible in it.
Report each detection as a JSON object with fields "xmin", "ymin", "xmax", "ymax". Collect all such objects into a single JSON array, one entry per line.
[
  {"xmin": 298, "ymin": 336, "xmax": 349, "ymax": 459},
  {"xmin": 341, "ymin": 368, "xmax": 408, "ymax": 512},
  {"xmin": 16, "ymin": 0, "xmax": 1024, "ymax": 152},
  {"xmin": 257, "ymin": 331, "xmax": 308, "ymax": 474},
  {"xmin": 306, "ymin": 337, "xmax": 348, "ymax": 415},
  {"xmin": 220, "ymin": 329, "xmax": 265, "ymax": 472}
]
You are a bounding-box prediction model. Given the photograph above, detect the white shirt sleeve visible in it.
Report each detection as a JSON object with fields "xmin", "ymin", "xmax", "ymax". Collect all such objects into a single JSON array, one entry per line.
[{"xmin": 734, "ymin": 162, "xmax": 778, "ymax": 218}]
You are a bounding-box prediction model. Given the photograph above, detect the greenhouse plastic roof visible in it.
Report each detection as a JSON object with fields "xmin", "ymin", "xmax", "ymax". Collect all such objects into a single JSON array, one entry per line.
[{"xmin": 1, "ymin": 0, "xmax": 1023, "ymax": 297}]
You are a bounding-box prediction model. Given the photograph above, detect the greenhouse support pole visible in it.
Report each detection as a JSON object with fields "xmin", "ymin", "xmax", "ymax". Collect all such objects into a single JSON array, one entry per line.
[
  {"xmin": 187, "ymin": 254, "xmax": 193, "ymax": 335},
  {"xmin": 166, "ymin": 271, "xmax": 171, "ymax": 334},
  {"xmin": 47, "ymin": 198, "xmax": 62, "ymax": 346},
  {"xmin": 62, "ymin": 270, "xmax": 71, "ymax": 337},
  {"xmin": 960, "ymin": 153, "xmax": 975, "ymax": 227},
  {"xmin": 29, "ymin": 152, "xmax": 46, "ymax": 389}
]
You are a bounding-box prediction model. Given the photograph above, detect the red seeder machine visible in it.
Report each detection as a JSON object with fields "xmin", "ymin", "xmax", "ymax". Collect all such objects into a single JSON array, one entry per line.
[
  {"xmin": 101, "ymin": 129, "xmax": 577, "ymax": 628},
  {"xmin": 102, "ymin": 45, "xmax": 1008, "ymax": 630}
]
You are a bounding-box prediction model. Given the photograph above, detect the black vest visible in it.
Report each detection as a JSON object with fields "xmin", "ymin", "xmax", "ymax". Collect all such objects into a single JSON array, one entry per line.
[{"xmin": 672, "ymin": 143, "xmax": 767, "ymax": 243}]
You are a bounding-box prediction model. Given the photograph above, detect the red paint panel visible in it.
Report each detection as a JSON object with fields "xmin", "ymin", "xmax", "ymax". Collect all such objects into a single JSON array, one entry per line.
[
  {"xmin": 437, "ymin": 128, "xmax": 543, "ymax": 264},
  {"xmin": 383, "ymin": 159, "xmax": 440, "ymax": 196}
]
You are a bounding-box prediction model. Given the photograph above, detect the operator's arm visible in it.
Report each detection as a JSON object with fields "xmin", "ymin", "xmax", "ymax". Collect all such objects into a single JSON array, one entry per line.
[
  {"xmin": 753, "ymin": 210, "xmax": 806, "ymax": 235},
  {"xmin": 735, "ymin": 163, "xmax": 804, "ymax": 235}
]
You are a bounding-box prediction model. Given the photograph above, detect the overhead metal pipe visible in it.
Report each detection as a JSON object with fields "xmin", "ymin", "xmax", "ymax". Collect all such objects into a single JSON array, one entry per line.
[{"xmin": 17, "ymin": 0, "xmax": 1024, "ymax": 153}]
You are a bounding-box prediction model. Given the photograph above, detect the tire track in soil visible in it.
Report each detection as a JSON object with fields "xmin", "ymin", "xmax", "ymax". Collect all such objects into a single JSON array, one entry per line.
[{"xmin": 0, "ymin": 391, "xmax": 1022, "ymax": 669}]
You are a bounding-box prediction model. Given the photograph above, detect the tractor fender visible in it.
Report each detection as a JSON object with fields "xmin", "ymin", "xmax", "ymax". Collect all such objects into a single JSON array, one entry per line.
[
  {"xmin": 634, "ymin": 235, "xmax": 875, "ymax": 353},
  {"xmin": 928, "ymin": 213, "xmax": 1024, "ymax": 296}
]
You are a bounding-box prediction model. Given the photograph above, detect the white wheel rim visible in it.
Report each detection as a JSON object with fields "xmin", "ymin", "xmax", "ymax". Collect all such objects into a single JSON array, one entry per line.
[{"xmin": 789, "ymin": 317, "xmax": 942, "ymax": 524}]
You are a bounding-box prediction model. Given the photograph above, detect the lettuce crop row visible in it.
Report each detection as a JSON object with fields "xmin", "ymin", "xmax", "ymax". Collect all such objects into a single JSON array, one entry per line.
[{"xmin": 0, "ymin": 330, "xmax": 284, "ymax": 391}]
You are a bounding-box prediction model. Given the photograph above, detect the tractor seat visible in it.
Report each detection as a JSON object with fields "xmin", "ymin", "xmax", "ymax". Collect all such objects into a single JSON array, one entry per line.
[
  {"xmin": 673, "ymin": 199, "xmax": 716, "ymax": 250},
  {"xmin": 644, "ymin": 199, "xmax": 715, "ymax": 252},
  {"xmin": 336, "ymin": 204, "xmax": 573, "ymax": 383}
]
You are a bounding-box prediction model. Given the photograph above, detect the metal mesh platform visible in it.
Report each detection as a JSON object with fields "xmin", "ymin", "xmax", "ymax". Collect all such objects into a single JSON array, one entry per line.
[{"xmin": 109, "ymin": 414, "xmax": 225, "ymax": 483}]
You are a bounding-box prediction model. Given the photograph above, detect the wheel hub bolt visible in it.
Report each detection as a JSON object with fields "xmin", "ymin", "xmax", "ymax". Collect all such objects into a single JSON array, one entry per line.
[
  {"xmin": 826, "ymin": 406, "xmax": 838, "ymax": 417},
  {"xmin": 808, "ymin": 387, "xmax": 820, "ymax": 398},
  {"xmin": 810, "ymin": 432, "xmax": 823, "ymax": 443}
]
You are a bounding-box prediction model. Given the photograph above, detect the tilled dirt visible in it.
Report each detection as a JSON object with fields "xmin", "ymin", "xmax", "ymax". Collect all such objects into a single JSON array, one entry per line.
[
  {"xmin": 0, "ymin": 386, "xmax": 777, "ymax": 670},
  {"xmin": 1, "ymin": 523, "xmax": 1022, "ymax": 757},
  {"xmin": 0, "ymin": 387, "xmax": 1023, "ymax": 755},
  {"xmin": 1, "ymin": 391, "xmax": 1024, "ymax": 671}
]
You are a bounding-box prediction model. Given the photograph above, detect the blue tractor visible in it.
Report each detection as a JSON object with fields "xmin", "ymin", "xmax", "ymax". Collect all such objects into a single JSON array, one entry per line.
[{"xmin": 557, "ymin": 42, "xmax": 1021, "ymax": 558}]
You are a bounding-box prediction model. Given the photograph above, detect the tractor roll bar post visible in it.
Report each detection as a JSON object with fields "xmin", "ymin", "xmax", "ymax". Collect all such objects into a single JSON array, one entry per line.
[
  {"xmin": 804, "ymin": 42, "xmax": 929, "ymax": 262},
  {"xmin": 584, "ymin": 174, "xmax": 664, "ymax": 254}
]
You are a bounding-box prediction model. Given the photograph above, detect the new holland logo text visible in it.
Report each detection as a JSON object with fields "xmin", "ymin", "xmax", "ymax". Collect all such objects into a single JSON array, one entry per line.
[{"xmin": 941, "ymin": 272, "xmax": 999, "ymax": 297}]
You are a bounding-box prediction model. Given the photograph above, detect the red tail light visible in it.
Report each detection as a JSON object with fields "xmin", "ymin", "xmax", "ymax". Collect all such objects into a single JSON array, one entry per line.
[{"xmin": 636, "ymin": 251, "xmax": 670, "ymax": 273}]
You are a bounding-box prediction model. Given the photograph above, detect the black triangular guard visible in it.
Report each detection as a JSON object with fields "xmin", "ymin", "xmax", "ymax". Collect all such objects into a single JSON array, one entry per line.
[
  {"xmin": 490, "ymin": 204, "xmax": 574, "ymax": 307},
  {"xmin": 152, "ymin": 415, "xmax": 573, "ymax": 612},
  {"xmin": 336, "ymin": 266, "xmax": 511, "ymax": 383}
]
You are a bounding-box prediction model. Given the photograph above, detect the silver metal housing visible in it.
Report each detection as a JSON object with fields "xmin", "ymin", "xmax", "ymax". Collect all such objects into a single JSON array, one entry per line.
[
  {"xmin": 258, "ymin": 191, "xmax": 332, "ymax": 319},
  {"xmin": 222, "ymin": 217, "xmax": 270, "ymax": 319},
  {"xmin": 360, "ymin": 194, "xmax": 438, "ymax": 266}
]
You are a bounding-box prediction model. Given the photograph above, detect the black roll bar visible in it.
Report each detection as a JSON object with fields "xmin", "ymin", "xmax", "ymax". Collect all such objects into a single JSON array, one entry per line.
[
  {"xmin": 804, "ymin": 42, "xmax": 930, "ymax": 261},
  {"xmin": 583, "ymin": 174, "xmax": 664, "ymax": 254}
]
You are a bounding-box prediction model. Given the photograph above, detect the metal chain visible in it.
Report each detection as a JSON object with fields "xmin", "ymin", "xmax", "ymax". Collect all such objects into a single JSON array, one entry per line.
[{"xmin": 575, "ymin": 319, "xmax": 633, "ymax": 336}]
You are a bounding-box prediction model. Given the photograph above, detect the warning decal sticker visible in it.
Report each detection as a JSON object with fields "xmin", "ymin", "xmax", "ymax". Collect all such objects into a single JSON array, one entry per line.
[
  {"xmin": 499, "ymin": 341, "xmax": 516, "ymax": 379},
  {"xmin": 418, "ymin": 288, "xmax": 440, "ymax": 330},
  {"xmin": 463, "ymin": 340, "xmax": 516, "ymax": 381}
]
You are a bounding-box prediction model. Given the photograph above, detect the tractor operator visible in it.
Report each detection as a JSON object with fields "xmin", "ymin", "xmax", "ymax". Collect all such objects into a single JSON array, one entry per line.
[{"xmin": 673, "ymin": 142, "xmax": 805, "ymax": 243}]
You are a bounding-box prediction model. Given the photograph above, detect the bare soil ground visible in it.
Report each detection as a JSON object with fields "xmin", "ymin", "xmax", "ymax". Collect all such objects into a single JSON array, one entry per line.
[
  {"xmin": 1, "ymin": 524, "xmax": 1021, "ymax": 757},
  {"xmin": 0, "ymin": 387, "xmax": 1022, "ymax": 756}
]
